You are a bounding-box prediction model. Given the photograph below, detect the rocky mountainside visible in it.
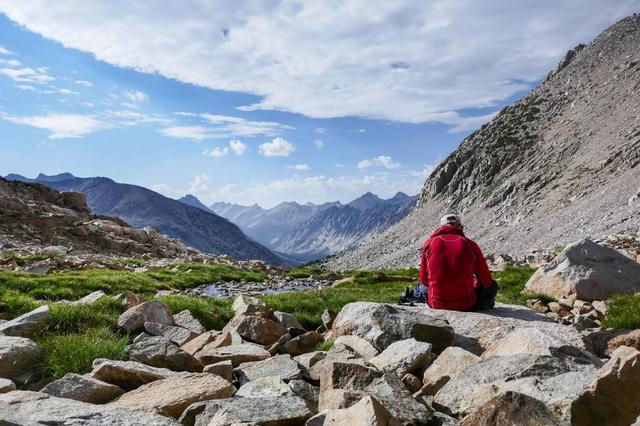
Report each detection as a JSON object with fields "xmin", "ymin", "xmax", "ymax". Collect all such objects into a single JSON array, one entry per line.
[
  {"xmin": 178, "ymin": 194, "xmax": 214, "ymax": 214},
  {"xmin": 6, "ymin": 174, "xmax": 284, "ymax": 265},
  {"xmin": 0, "ymin": 177, "xmax": 193, "ymax": 259},
  {"xmin": 327, "ymin": 14, "xmax": 640, "ymax": 270},
  {"xmin": 212, "ymin": 192, "xmax": 417, "ymax": 261}
]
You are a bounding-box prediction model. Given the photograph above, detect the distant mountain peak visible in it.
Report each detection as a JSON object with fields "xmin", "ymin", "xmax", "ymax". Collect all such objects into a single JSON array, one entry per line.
[
  {"xmin": 35, "ymin": 172, "xmax": 76, "ymax": 182},
  {"xmin": 178, "ymin": 194, "xmax": 213, "ymax": 213},
  {"xmin": 348, "ymin": 192, "xmax": 383, "ymax": 211}
]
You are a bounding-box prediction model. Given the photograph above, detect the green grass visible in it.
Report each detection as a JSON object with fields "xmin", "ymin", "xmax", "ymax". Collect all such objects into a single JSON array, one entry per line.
[
  {"xmin": 37, "ymin": 327, "xmax": 129, "ymax": 380},
  {"xmin": 285, "ymin": 267, "xmax": 324, "ymax": 279},
  {"xmin": 602, "ymin": 294, "xmax": 640, "ymax": 329},
  {"xmin": 43, "ymin": 298, "xmax": 125, "ymax": 335},
  {"xmin": 1, "ymin": 253, "xmax": 52, "ymax": 263},
  {"xmin": 159, "ymin": 294, "xmax": 233, "ymax": 330},
  {"xmin": 0, "ymin": 263, "xmax": 265, "ymax": 317},
  {"xmin": 493, "ymin": 266, "xmax": 553, "ymax": 305},
  {"xmin": 113, "ymin": 258, "xmax": 147, "ymax": 267}
]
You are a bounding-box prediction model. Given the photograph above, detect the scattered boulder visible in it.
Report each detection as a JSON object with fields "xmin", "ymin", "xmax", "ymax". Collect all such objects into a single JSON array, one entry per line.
[
  {"xmin": 144, "ymin": 322, "xmax": 199, "ymax": 346},
  {"xmin": 203, "ymin": 360, "xmax": 234, "ymax": 382},
  {"xmin": 331, "ymin": 335, "xmax": 380, "ymax": 361},
  {"xmin": 307, "ymin": 395, "xmax": 399, "ymax": 426},
  {"xmin": 223, "ymin": 314, "xmax": 288, "ymax": 345},
  {"xmin": 234, "ymin": 354, "xmax": 304, "ymax": 385},
  {"xmin": 458, "ymin": 391, "xmax": 563, "ymax": 426},
  {"xmin": 321, "ymin": 309, "xmax": 336, "ymax": 330},
  {"xmin": 124, "ymin": 336, "xmax": 202, "ymax": 372},
  {"xmin": 0, "ymin": 305, "xmax": 49, "ymax": 337},
  {"xmin": 422, "ymin": 346, "xmax": 480, "ymax": 395},
  {"xmin": 179, "ymin": 396, "xmax": 313, "ymax": 426},
  {"xmin": 118, "ymin": 301, "xmax": 174, "ymax": 333},
  {"xmin": 571, "ymin": 346, "xmax": 640, "ymax": 426},
  {"xmin": 288, "ymin": 379, "xmax": 320, "ymax": 412},
  {"xmin": 90, "ymin": 359, "xmax": 184, "ymax": 391},
  {"xmin": 193, "ymin": 333, "xmax": 237, "ymax": 365},
  {"xmin": 195, "ymin": 343, "xmax": 271, "ymax": 366},
  {"xmin": 608, "ymin": 329, "xmax": 640, "ymax": 352},
  {"xmin": 331, "ymin": 302, "xmax": 454, "ymax": 352},
  {"xmin": 110, "ymin": 373, "xmax": 235, "ymax": 419},
  {"xmin": 180, "ymin": 331, "xmax": 220, "ymax": 356},
  {"xmin": 0, "ymin": 391, "xmax": 178, "ymax": 425},
  {"xmin": 73, "ymin": 290, "xmax": 107, "ymax": 305},
  {"xmin": 281, "ymin": 331, "xmax": 323, "ymax": 356},
  {"xmin": 232, "ymin": 294, "xmax": 271, "ymax": 317},
  {"xmin": 295, "ymin": 351, "xmax": 327, "ymax": 370},
  {"xmin": 41, "ymin": 373, "xmax": 124, "ymax": 404},
  {"xmin": 0, "ymin": 378, "xmax": 16, "ymax": 393},
  {"xmin": 401, "ymin": 373, "xmax": 422, "ymax": 394},
  {"xmin": 268, "ymin": 332, "xmax": 292, "ymax": 355},
  {"xmin": 114, "ymin": 291, "xmax": 144, "ymax": 309},
  {"xmin": 319, "ymin": 361, "xmax": 430, "ymax": 425},
  {"xmin": 433, "ymin": 353, "xmax": 597, "ymax": 417},
  {"xmin": 236, "ymin": 376, "xmax": 295, "ymax": 397},
  {"xmin": 274, "ymin": 311, "xmax": 304, "ymax": 330},
  {"xmin": 369, "ymin": 338, "xmax": 432, "ymax": 377},
  {"xmin": 173, "ymin": 310, "xmax": 206, "ymax": 334},
  {"xmin": 523, "ymin": 239, "xmax": 640, "ymax": 301},
  {"xmin": 0, "ymin": 335, "xmax": 42, "ymax": 381}
]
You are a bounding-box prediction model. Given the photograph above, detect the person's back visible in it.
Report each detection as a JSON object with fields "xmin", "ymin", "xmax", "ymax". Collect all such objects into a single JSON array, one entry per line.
[{"xmin": 419, "ymin": 214, "xmax": 495, "ymax": 311}]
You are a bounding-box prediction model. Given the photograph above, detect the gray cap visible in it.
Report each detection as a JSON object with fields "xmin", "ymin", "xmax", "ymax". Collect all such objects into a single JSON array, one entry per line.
[{"xmin": 440, "ymin": 213, "xmax": 462, "ymax": 227}]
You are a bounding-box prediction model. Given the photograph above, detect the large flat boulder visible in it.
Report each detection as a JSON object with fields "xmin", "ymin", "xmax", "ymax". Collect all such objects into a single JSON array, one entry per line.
[
  {"xmin": 571, "ymin": 346, "xmax": 640, "ymax": 426},
  {"xmin": 433, "ymin": 353, "xmax": 597, "ymax": 417},
  {"xmin": 144, "ymin": 322, "xmax": 199, "ymax": 346},
  {"xmin": 124, "ymin": 336, "xmax": 202, "ymax": 372},
  {"xmin": 197, "ymin": 343, "xmax": 271, "ymax": 366},
  {"xmin": 41, "ymin": 373, "xmax": 124, "ymax": 404},
  {"xmin": 331, "ymin": 302, "xmax": 454, "ymax": 352},
  {"xmin": 0, "ymin": 335, "xmax": 42, "ymax": 381},
  {"xmin": 90, "ymin": 359, "xmax": 185, "ymax": 390},
  {"xmin": 234, "ymin": 354, "xmax": 304, "ymax": 385},
  {"xmin": 179, "ymin": 396, "xmax": 314, "ymax": 426},
  {"xmin": 0, "ymin": 390, "xmax": 178, "ymax": 425},
  {"xmin": 173, "ymin": 310, "xmax": 206, "ymax": 334},
  {"xmin": 110, "ymin": 373, "xmax": 235, "ymax": 419},
  {"xmin": 0, "ymin": 305, "xmax": 49, "ymax": 337},
  {"xmin": 403, "ymin": 303, "xmax": 589, "ymax": 355},
  {"xmin": 524, "ymin": 239, "xmax": 640, "ymax": 301},
  {"xmin": 118, "ymin": 301, "xmax": 174, "ymax": 333}
]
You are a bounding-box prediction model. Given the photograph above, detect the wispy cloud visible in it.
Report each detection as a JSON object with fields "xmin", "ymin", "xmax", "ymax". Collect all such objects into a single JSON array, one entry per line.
[
  {"xmin": 75, "ymin": 79, "xmax": 93, "ymax": 87},
  {"xmin": 0, "ymin": 66, "xmax": 54, "ymax": 83},
  {"xmin": 288, "ymin": 164, "xmax": 310, "ymax": 171},
  {"xmin": 314, "ymin": 139, "xmax": 324, "ymax": 150},
  {"xmin": 159, "ymin": 125, "xmax": 212, "ymax": 141},
  {"xmin": 203, "ymin": 146, "xmax": 229, "ymax": 158},
  {"xmin": 161, "ymin": 113, "xmax": 293, "ymax": 140},
  {"xmin": 358, "ymin": 155, "xmax": 401, "ymax": 170},
  {"xmin": 124, "ymin": 89, "xmax": 148, "ymax": 102},
  {"xmin": 1, "ymin": 112, "xmax": 110, "ymax": 139},
  {"xmin": 259, "ymin": 137, "xmax": 295, "ymax": 157}
]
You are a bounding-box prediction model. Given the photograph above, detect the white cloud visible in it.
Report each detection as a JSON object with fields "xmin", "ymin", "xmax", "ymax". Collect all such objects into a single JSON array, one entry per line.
[
  {"xmin": 0, "ymin": 46, "xmax": 11, "ymax": 55},
  {"xmin": 289, "ymin": 164, "xmax": 310, "ymax": 171},
  {"xmin": 201, "ymin": 114, "xmax": 293, "ymax": 137},
  {"xmin": 150, "ymin": 183, "xmax": 184, "ymax": 199},
  {"xmin": 0, "ymin": 112, "xmax": 110, "ymax": 139},
  {"xmin": 16, "ymin": 84, "xmax": 36, "ymax": 91},
  {"xmin": 358, "ymin": 155, "xmax": 401, "ymax": 170},
  {"xmin": 336, "ymin": 163, "xmax": 345, "ymax": 168},
  {"xmin": 259, "ymin": 137, "xmax": 295, "ymax": 157},
  {"xmin": 229, "ymin": 139, "xmax": 247, "ymax": 155},
  {"xmin": 314, "ymin": 128, "xmax": 326, "ymax": 134},
  {"xmin": 159, "ymin": 126, "xmax": 212, "ymax": 141},
  {"xmin": 75, "ymin": 79, "xmax": 93, "ymax": 87},
  {"xmin": 189, "ymin": 174, "xmax": 210, "ymax": 196},
  {"xmin": 124, "ymin": 89, "xmax": 148, "ymax": 102},
  {"xmin": 120, "ymin": 102, "xmax": 139, "ymax": 109},
  {"xmin": 204, "ymin": 146, "xmax": 229, "ymax": 158},
  {"xmin": 0, "ymin": 1, "xmax": 635, "ymax": 125},
  {"xmin": 313, "ymin": 139, "xmax": 324, "ymax": 150},
  {"xmin": 106, "ymin": 110, "xmax": 172, "ymax": 125},
  {"xmin": 0, "ymin": 58, "xmax": 21, "ymax": 67},
  {"xmin": 0, "ymin": 66, "xmax": 54, "ymax": 83}
]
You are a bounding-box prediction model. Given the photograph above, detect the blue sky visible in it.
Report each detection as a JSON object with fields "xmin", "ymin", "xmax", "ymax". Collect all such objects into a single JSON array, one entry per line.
[{"xmin": 0, "ymin": 1, "xmax": 638, "ymax": 207}]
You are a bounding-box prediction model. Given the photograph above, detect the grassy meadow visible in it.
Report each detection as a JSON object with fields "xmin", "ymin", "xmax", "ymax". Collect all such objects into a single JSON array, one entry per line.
[{"xmin": 0, "ymin": 262, "xmax": 637, "ymax": 381}]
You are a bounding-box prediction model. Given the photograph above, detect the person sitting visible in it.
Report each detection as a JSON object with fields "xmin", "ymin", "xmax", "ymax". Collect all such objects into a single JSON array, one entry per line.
[{"xmin": 401, "ymin": 213, "xmax": 497, "ymax": 310}]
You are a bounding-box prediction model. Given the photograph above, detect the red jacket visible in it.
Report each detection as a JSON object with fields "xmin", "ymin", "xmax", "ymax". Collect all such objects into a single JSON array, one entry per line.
[{"xmin": 419, "ymin": 225, "xmax": 493, "ymax": 311}]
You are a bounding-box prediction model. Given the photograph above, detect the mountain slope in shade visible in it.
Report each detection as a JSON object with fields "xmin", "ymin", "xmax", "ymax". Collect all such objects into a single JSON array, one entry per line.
[
  {"xmin": 212, "ymin": 194, "xmax": 417, "ymax": 261},
  {"xmin": 326, "ymin": 15, "xmax": 640, "ymax": 270},
  {"xmin": 6, "ymin": 175, "xmax": 285, "ymax": 265}
]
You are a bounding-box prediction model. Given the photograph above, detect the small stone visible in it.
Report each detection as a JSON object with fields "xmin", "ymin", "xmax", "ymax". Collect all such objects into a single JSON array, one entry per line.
[
  {"xmin": 306, "ymin": 395, "xmax": 397, "ymax": 426},
  {"xmin": 0, "ymin": 305, "xmax": 49, "ymax": 337},
  {"xmin": 232, "ymin": 294, "xmax": 271, "ymax": 317},
  {"xmin": 281, "ymin": 331, "xmax": 323, "ymax": 356},
  {"xmin": 117, "ymin": 301, "xmax": 174, "ymax": 333},
  {"xmin": 124, "ymin": 336, "xmax": 202, "ymax": 372},
  {"xmin": 173, "ymin": 310, "xmax": 206, "ymax": 334},
  {"xmin": 90, "ymin": 359, "xmax": 184, "ymax": 391},
  {"xmin": 144, "ymin": 322, "xmax": 199, "ymax": 346},
  {"xmin": 193, "ymin": 333, "xmax": 233, "ymax": 364},
  {"xmin": 0, "ymin": 335, "xmax": 42, "ymax": 381},
  {"xmin": 401, "ymin": 373, "xmax": 422, "ymax": 394},
  {"xmin": 608, "ymin": 329, "xmax": 640, "ymax": 352},
  {"xmin": 0, "ymin": 378, "xmax": 16, "ymax": 393},
  {"xmin": 273, "ymin": 311, "xmax": 304, "ymax": 330},
  {"xmin": 113, "ymin": 291, "xmax": 144, "ymax": 309},
  {"xmin": 223, "ymin": 314, "xmax": 287, "ymax": 346},
  {"xmin": 236, "ymin": 376, "xmax": 295, "ymax": 398},
  {"xmin": 234, "ymin": 354, "xmax": 304, "ymax": 385},
  {"xmin": 73, "ymin": 290, "xmax": 107, "ymax": 305},
  {"xmin": 331, "ymin": 335, "xmax": 379, "ymax": 361},
  {"xmin": 422, "ymin": 346, "xmax": 480, "ymax": 395},
  {"xmin": 196, "ymin": 343, "xmax": 271, "ymax": 366},
  {"xmin": 180, "ymin": 331, "xmax": 218, "ymax": 355},
  {"xmin": 369, "ymin": 338, "xmax": 432, "ymax": 377}
]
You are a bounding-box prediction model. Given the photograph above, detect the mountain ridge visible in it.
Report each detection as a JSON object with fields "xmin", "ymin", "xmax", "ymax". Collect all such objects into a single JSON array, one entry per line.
[{"xmin": 325, "ymin": 14, "xmax": 640, "ymax": 270}]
